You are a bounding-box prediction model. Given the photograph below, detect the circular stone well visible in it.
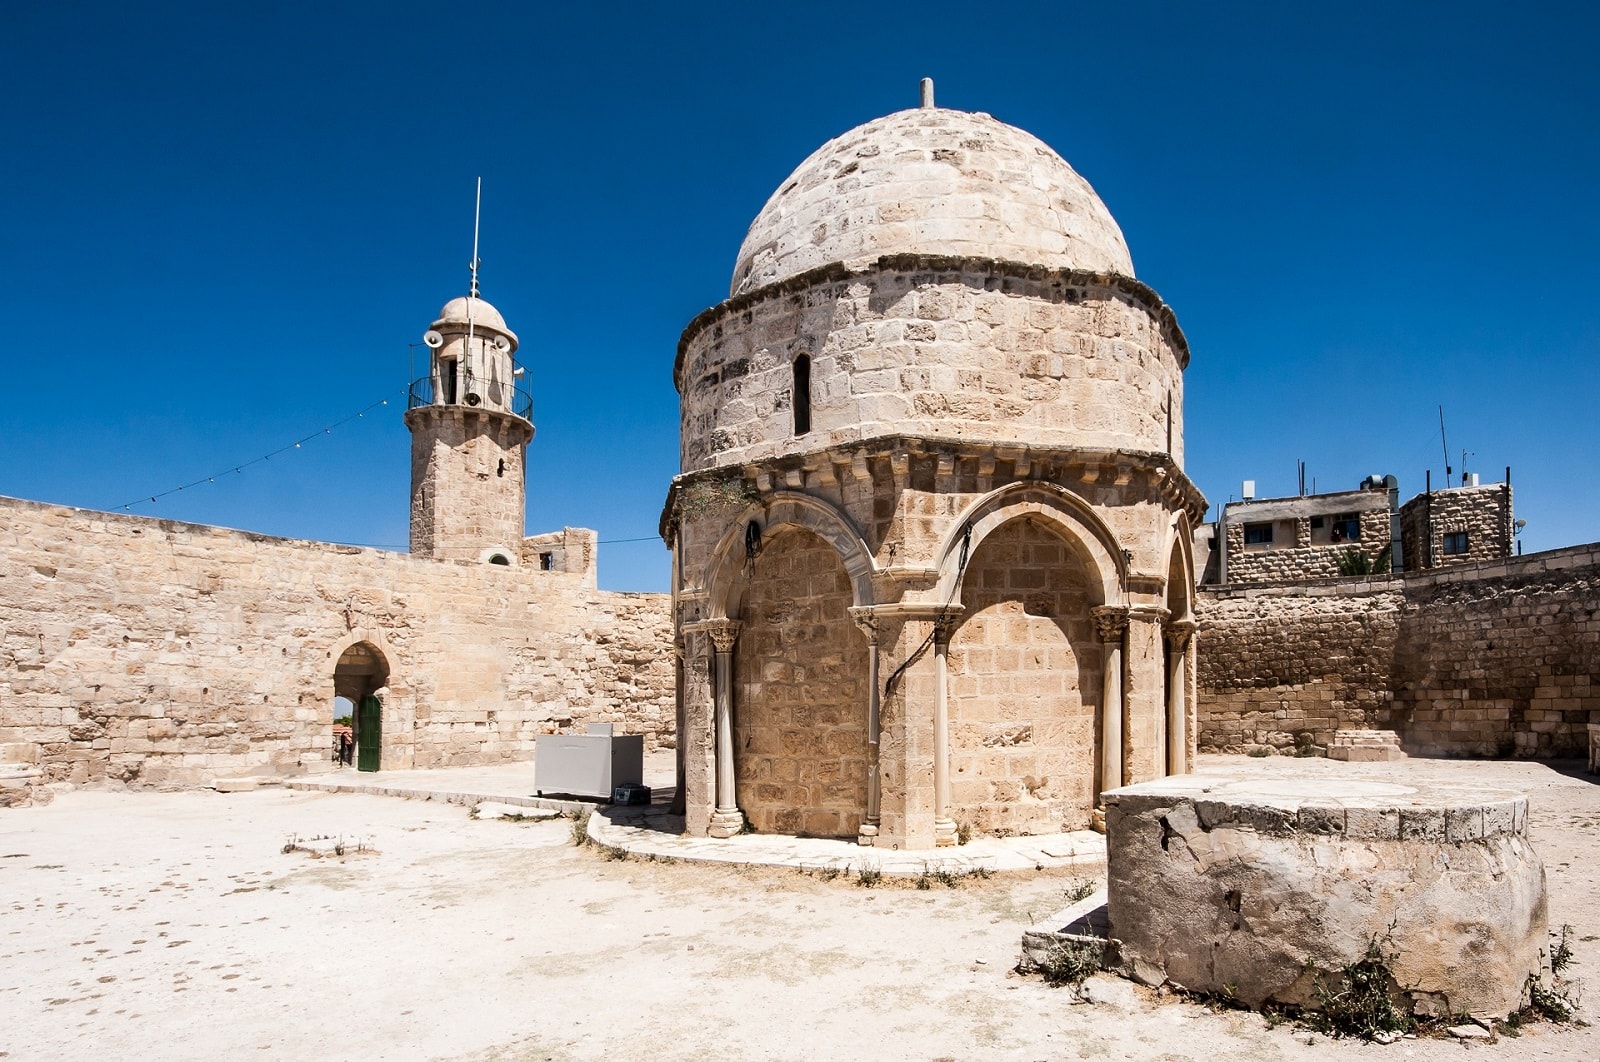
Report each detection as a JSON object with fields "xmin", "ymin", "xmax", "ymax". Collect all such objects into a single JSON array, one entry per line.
[{"xmin": 1103, "ymin": 774, "xmax": 1547, "ymax": 1017}]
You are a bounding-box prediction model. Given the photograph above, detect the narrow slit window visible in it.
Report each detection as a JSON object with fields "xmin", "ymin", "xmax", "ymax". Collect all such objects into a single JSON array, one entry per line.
[{"xmin": 792, "ymin": 354, "xmax": 811, "ymax": 436}]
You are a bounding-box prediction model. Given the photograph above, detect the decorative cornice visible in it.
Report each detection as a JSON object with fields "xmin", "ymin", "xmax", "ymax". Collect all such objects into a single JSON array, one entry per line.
[
  {"xmin": 1127, "ymin": 605, "xmax": 1172, "ymax": 626},
  {"xmin": 660, "ymin": 433, "xmax": 1209, "ymax": 539}
]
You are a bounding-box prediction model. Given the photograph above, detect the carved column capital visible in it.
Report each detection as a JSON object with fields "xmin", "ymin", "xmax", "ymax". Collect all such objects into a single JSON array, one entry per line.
[
  {"xmin": 1090, "ymin": 605, "xmax": 1130, "ymax": 643},
  {"xmin": 704, "ymin": 620, "xmax": 741, "ymax": 655},
  {"xmin": 1165, "ymin": 618, "xmax": 1199, "ymax": 651},
  {"xmin": 847, "ymin": 606, "xmax": 881, "ymax": 645}
]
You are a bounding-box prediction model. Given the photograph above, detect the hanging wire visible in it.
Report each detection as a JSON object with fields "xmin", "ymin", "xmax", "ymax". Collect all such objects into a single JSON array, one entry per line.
[
  {"xmin": 112, "ymin": 390, "xmax": 402, "ymax": 512},
  {"xmin": 881, "ymin": 521, "xmax": 973, "ymax": 707}
]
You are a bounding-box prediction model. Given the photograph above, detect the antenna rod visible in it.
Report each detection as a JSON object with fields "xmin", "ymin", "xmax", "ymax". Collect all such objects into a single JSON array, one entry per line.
[
  {"xmin": 1438, "ymin": 405, "xmax": 1451, "ymax": 480},
  {"xmin": 465, "ymin": 177, "xmax": 482, "ymax": 391},
  {"xmin": 469, "ymin": 176, "xmax": 482, "ymax": 299}
]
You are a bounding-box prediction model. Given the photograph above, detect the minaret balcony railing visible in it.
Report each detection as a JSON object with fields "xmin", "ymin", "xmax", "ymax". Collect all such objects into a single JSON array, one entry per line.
[{"xmin": 407, "ymin": 374, "xmax": 533, "ymax": 423}]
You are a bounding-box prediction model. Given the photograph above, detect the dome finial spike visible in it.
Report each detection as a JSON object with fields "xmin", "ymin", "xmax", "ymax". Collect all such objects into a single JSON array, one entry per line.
[
  {"xmin": 919, "ymin": 77, "xmax": 935, "ymax": 109},
  {"xmin": 467, "ymin": 176, "xmax": 482, "ymax": 299}
]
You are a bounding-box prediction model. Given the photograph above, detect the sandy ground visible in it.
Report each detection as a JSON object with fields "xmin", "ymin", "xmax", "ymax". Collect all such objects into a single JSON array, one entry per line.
[{"xmin": 2, "ymin": 755, "xmax": 1596, "ymax": 1061}]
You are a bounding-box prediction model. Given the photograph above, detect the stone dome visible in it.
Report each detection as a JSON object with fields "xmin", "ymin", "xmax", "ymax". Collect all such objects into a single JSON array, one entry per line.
[
  {"xmin": 434, "ymin": 296, "xmax": 516, "ymax": 344},
  {"xmin": 731, "ymin": 107, "xmax": 1134, "ymax": 297}
]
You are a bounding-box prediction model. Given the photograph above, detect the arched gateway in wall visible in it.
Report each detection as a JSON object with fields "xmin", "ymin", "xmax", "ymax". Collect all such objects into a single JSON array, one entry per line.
[{"xmin": 663, "ymin": 86, "xmax": 1207, "ymax": 850}]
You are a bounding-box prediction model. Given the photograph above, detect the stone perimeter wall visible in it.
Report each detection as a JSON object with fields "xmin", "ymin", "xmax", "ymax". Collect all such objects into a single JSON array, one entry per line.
[
  {"xmin": 1197, "ymin": 542, "xmax": 1600, "ymax": 757},
  {"xmin": 0, "ymin": 495, "xmax": 673, "ymax": 789}
]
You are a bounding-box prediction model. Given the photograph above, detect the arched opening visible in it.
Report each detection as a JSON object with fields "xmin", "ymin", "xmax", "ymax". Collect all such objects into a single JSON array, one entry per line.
[
  {"xmin": 947, "ymin": 516, "xmax": 1101, "ymax": 836},
  {"xmin": 333, "ymin": 642, "xmax": 389, "ymax": 773},
  {"xmin": 733, "ymin": 525, "xmax": 868, "ymax": 837},
  {"xmin": 1163, "ymin": 531, "xmax": 1195, "ymax": 776},
  {"xmin": 792, "ymin": 354, "xmax": 811, "ymax": 436},
  {"xmin": 488, "ymin": 553, "xmax": 511, "ymax": 566}
]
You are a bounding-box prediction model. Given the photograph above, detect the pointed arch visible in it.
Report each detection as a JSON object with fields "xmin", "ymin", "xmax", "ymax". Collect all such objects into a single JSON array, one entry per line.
[
  {"xmin": 703, "ymin": 491, "xmax": 876, "ymax": 621},
  {"xmin": 1164, "ymin": 509, "xmax": 1196, "ymax": 622},
  {"xmin": 934, "ymin": 481, "xmax": 1126, "ymax": 605}
]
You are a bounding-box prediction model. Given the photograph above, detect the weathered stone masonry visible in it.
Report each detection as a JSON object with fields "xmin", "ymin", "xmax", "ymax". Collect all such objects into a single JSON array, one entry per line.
[
  {"xmin": 1197, "ymin": 542, "xmax": 1600, "ymax": 756},
  {"xmin": 0, "ymin": 495, "xmax": 673, "ymax": 787}
]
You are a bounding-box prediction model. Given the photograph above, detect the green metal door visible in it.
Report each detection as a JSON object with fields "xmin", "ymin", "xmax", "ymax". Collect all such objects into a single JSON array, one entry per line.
[{"xmin": 356, "ymin": 695, "xmax": 382, "ymax": 773}]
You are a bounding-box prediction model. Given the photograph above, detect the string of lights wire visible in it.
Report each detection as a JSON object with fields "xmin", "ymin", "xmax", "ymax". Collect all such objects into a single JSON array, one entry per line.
[{"xmin": 111, "ymin": 391, "xmax": 403, "ymax": 512}]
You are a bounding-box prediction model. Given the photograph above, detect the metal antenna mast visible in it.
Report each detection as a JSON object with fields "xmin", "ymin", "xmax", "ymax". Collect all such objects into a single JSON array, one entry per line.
[
  {"xmin": 465, "ymin": 178, "xmax": 482, "ymax": 389},
  {"xmin": 469, "ymin": 176, "xmax": 482, "ymax": 299},
  {"xmin": 1438, "ymin": 405, "xmax": 1452, "ymax": 481}
]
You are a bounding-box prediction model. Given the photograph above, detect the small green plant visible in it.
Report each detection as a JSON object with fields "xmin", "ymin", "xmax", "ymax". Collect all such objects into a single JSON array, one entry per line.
[
  {"xmin": 914, "ymin": 868, "xmax": 933, "ymax": 890},
  {"xmin": 956, "ymin": 821, "xmax": 972, "ymax": 846},
  {"xmin": 1064, "ymin": 879, "xmax": 1098, "ymax": 904},
  {"xmin": 599, "ymin": 843, "xmax": 630, "ymax": 861},
  {"xmin": 1025, "ymin": 937, "xmax": 1104, "ymax": 987},
  {"xmin": 1524, "ymin": 973, "xmax": 1579, "ymax": 1023},
  {"xmin": 1335, "ymin": 548, "xmax": 1392, "ymax": 577},
  {"xmin": 967, "ymin": 865, "xmax": 992, "ymax": 881},
  {"xmin": 1551, "ymin": 924, "xmax": 1576, "ymax": 974},
  {"xmin": 1518, "ymin": 925, "xmax": 1584, "ymax": 1024},
  {"xmin": 856, "ymin": 863, "xmax": 882, "ymax": 888},
  {"xmin": 816, "ymin": 866, "xmax": 841, "ymax": 882},
  {"xmin": 677, "ymin": 477, "xmax": 759, "ymax": 521},
  {"xmin": 569, "ymin": 808, "xmax": 592, "ymax": 846},
  {"xmin": 1306, "ymin": 934, "xmax": 1416, "ymax": 1041}
]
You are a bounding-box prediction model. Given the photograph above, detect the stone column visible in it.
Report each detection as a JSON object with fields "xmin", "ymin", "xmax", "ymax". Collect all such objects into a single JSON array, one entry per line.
[
  {"xmin": 849, "ymin": 607, "xmax": 882, "ymax": 845},
  {"xmin": 933, "ymin": 620, "xmax": 957, "ymax": 846},
  {"xmin": 859, "ymin": 605, "xmax": 950, "ymax": 851},
  {"xmin": 1165, "ymin": 619, "xmax": 1198, "ymax": 777},
  {"xmin": 705, "ymin": 620, "xmax": 743, "ymax": 838},
  {"xmin": 1124, "ymin": 606, "xmax": 1170, "ymax": 784},
  {"xmin": 1092, "ymin": 605, "xmax": 1130, "ymax": 795}
]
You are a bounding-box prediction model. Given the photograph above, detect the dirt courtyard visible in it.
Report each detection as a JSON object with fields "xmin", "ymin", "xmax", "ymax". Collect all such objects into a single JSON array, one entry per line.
[{"xmin": 3, "ymin": 754, "xmax": 1596, "ymax": 1061}]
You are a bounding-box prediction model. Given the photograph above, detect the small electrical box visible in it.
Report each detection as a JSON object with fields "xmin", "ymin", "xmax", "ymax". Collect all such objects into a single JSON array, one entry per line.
[{"xmin": 612, "ymin": 783, "xmax": 652, "ymax": 806}]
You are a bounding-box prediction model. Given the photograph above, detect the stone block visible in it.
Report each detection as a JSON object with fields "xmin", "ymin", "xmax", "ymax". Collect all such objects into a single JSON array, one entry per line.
[{"xmin": 1105, "ymin": 774, "xmax": 1546, "ymax": 1018}]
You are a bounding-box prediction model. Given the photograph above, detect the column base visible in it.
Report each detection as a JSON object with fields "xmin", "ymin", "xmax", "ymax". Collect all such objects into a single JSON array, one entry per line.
[
  {"xmin": 857, "ymin": 822, "xmax": 879, "ymax": 847},
  {"xmin": 934, "ymin": 817, "xmax": 958, "ymax": 847},
  {"xmin": 707, "ymin": 809, "xmax": 744, "ymax": 839}
]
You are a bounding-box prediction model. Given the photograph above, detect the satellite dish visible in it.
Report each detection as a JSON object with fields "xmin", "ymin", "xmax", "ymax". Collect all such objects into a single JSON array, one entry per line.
[
  {"xmin": 464, "ymin": 392, "xmax": 481, "ymax": 407},
  {"xmin": 492, "ymin": 334, "xmax": 511, "ymax": 352},
  {"xmin": 423, "ymin": 330, "xmax": 444, "ymax": 349}
]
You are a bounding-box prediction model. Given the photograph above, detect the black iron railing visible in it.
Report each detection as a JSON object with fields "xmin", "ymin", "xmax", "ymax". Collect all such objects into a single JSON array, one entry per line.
[{"xmin": 408, "ymin": 373, "xmax": 533, "ymax": 423}]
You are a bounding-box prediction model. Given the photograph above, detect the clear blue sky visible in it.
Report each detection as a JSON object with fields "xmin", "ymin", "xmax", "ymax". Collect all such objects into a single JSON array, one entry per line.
[{"xmin": 3, "ymin": 2, "xmax": 1595, "ymax": 591}]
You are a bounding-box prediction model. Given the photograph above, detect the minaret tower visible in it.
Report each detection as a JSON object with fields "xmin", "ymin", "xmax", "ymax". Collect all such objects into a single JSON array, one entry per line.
[{"xmin": 404, "ymin": 183, "xmax": 534, "ymax": 563}]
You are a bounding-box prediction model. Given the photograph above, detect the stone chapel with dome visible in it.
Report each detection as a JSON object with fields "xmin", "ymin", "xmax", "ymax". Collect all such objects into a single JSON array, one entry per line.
[{"xmin": 663, "ymin": 82, "xmax": 1207, "ymax": 849}]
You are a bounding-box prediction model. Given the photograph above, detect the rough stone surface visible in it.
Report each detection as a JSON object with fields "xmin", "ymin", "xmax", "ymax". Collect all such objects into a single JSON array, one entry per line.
[
  {"xmin": 1327, "ymin": 729, "xmax": 1405, "ymax": 761},
  {"xmin": 1222, "ymin": 495, "xmax": 1393, "ymax": 585},
  {"xmin": 678, "ymin": 261, "xmax": 1188, "ymax": 473},
  {"xmin": 669, "ymin": 102, "xmax": 1203, "ymax": 851},
  {"xmin": 1196, "ymin": 543, "xmax": 1600, "ymax": 757},
  {"xmin": 1401, "ymin": 482, "xmax": 1514, "ymax": 571},
  {"xmin": 949, "ymin": 517, "xmax": 1101, "ymax": 834},
  {"xmin": 733, "ymin": 526, "xmax": 870, "ymax": 838},
  {"xmin": 731, "ymin": 106, "xmax": 1134, "ymax": 297},
  {"xmin": 1105, "ymin": 774, "xmax": 1547, "ymax": 1017},
  {"xmin": 0, "ymin": 495, "xmax": 674, "ymax": 789}
]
